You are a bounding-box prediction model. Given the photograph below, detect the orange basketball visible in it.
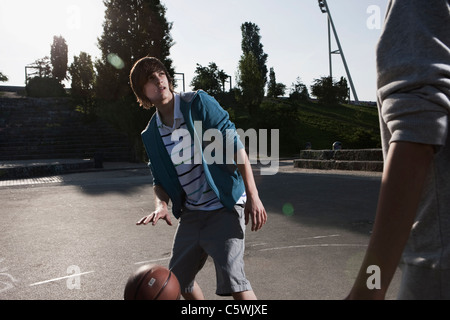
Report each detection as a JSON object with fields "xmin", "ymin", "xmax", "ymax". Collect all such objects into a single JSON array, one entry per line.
[{"xmin": 124, "ymin": 264, "xmax": 181, "ymax": 300}]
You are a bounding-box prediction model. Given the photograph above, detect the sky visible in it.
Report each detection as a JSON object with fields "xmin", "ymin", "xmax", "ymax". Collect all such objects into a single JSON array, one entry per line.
[{"xmin": 0, "ymin": 0, "xmax": 388, "ymax": 102}]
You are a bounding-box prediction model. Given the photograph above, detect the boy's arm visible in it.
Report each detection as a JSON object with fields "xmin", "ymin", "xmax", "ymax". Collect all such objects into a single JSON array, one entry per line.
[
  {"xmin": 236, "ymin": 148, "xmax": 267, "ymax": 231},
  {"xmin": 136, "ymin": 185, "xmax": 172, "ymax": 226},
  {"xmin": 346, "ymin": 141, "xmax": 434, "ymax": 299}
]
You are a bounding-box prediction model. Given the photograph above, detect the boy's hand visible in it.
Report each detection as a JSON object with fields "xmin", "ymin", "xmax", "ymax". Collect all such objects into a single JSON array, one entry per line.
[
  {"xmin": 136, "ymin": 208, "xmax": 172, "ymax": 226},
  {"xmin": 244, "ymin": 194, "xmax": 267, "ymax": 232}
]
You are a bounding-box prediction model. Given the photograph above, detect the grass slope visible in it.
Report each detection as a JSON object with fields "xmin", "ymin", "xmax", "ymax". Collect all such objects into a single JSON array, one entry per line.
[{"xmin": 232, "ymin": 98, "xmax": 381, "ymax": 157}]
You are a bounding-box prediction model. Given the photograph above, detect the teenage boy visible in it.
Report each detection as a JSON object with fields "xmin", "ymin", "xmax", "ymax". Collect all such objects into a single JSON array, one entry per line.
[{"xmin": 129, "ymin": 57, "xmax": 267, "ymax": 300}]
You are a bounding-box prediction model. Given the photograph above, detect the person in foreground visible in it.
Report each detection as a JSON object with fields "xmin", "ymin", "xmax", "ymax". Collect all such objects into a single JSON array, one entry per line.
[
  {"xmin": 347, "ymin": 0, "xmax": 450, "ymax": 299},
  {"xmin": 129, "ymin": 57, "xmax": 267, "ymax": 300}
]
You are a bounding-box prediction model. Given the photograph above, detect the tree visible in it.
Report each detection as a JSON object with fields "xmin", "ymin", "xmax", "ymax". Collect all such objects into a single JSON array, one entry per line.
[
  {"xmin": 267, "ymin": 67, "xmax": 286, "ymax": 98},
  {"xmin": 69, "ymin": 52, "xmax": 95, "ymax": 95},
  {"xmin": 0, "ymin": 72, "xmax": 8, "ymax": 82},
  {"xmin": 96, "ymin": 0, "xmax": 174, "ymax": 100},
  {"xmin": 26, "ymin": 77, "xmax": 66, "ymax": 97},
  {"xmin": 217, "ymin": 69, "xmax": 229, "ymax": 93},
  {"xmin": 311, "ymin": 76, "xmax": 349, "ymax": 105},
  {"xmin": 236, "ymin": 52, "xmax": 265, "ymax": 115},
  {"xmin": 25, "ymin": 56, "xmax": 65, "ymax": 97},
  {"xmin": 289, "ymin": 77, "xmax": 309, "ymax": 102},
  {"xmin": 95, "ymin": 0, "xmax": 174, "ymax": 161},
  {"xmin": 51, "ymin": 35, "xmax": 68, "ymax": 83},
  {"xmin": 240, "ymin": 22, "xmax": 268, "ymax": 86},
  {"xmin": 336, "ymin": 76, "xmax": 350, "ymax": 103},
  {"xmin": 28, "ymin": 56, "xmax": 52, "ymax": 80},
  {"xmin": 69, "ymin": 52, "xmax": 96, "ymax": 115},
  {"xmin": 237, "ymin": 22, "xmax": 267, "ymax": 115},
  {"xmin": 191, "ymin": 62, "xmax": 228, "ymax": 96}
]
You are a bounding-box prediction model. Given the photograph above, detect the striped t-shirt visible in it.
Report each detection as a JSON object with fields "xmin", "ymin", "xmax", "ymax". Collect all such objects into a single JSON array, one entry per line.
[{"xmin": 156, "ymin": 94, "xmax": 224, "ymax": 211}]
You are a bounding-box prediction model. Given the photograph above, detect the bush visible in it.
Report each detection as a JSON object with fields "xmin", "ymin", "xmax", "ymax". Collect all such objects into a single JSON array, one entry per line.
[
  {"xmin": 310, "ymin": 76, "xmax": 349, "ymax": 105},
  {"xmin": 26, "ymin": 77, "xmax": 66, "ymax": 98},
  {"xmin": 258, "ymin": 99, "xmax": 302, "ymax": 155}
]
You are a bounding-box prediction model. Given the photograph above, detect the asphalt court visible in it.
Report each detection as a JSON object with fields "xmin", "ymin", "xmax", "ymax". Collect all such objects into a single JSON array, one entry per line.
[{"xmin": 0, "ymin": 161, "xmax": 402, "ymax": 300}]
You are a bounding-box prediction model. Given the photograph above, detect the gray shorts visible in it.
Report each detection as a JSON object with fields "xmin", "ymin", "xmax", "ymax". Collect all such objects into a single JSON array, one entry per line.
[
  {"xmin": 398, "ymin": 263, "xmax": 450, "ymax": 299},
  {"xmin": 168, "ymin": 204, "xmax": 252, "ymax": 296}
]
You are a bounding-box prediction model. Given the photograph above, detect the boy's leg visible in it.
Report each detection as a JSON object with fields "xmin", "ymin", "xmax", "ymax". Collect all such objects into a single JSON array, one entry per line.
[
  {"xmin": 201, "ymin": 205, "xmax": 254, "ymax": 298},
  {"xmin": 182, "ymin": 281, "xmax": 205, "ymax": 300},
  {"xmin": 169, "ymin": 210, "xmax": 208, "ymax": 298},
  {"xmin": 232, "ymin": 290, "xmax": 257, "ymax": 300}
]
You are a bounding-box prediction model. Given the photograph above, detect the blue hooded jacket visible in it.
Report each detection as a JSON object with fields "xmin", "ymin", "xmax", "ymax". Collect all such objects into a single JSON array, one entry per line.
[{"xmin": 141, "ymin": 90, "xmax": 245, "ymax": 219}]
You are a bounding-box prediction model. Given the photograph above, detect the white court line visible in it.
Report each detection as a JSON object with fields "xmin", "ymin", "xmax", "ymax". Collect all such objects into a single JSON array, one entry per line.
[
  {"xmin": 259, "ymin": 243, "xmax": 367, "ymax": 252},
  {"xmin": 134, "ymin": 257, "xmax": 171, "ymax": 265},
  {"xmin": 296, "ymin": 234, "xmax": 341, "ymax": 241},
  {"xmin": 248, "ymin": 242, "xmax": 267, "ymax": 247},
  {"xmin": 29, "ymin": 271, "xmax": 95, "ymax": 287}
]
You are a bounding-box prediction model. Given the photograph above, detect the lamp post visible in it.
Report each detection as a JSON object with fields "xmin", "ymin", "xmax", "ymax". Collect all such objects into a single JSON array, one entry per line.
[
  {"xmin": 174, "ymin": 72, "xmax": 185, "ymax": 92},
  {"xmin": 318, "ymin": 0, "xmax": 359, "ymax": 103}
]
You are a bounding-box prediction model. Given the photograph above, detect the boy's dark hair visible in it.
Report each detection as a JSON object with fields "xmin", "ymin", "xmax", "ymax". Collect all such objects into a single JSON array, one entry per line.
[{"xmin": 129, "ymin": 56, "xmax": 174, "ymax": 109}]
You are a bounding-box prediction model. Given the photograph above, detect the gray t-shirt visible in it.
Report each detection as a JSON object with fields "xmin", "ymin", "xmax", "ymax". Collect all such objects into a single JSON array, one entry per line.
[{"xmin": 376, "ymin": 0, "xmax": 450, "ymax": 274}]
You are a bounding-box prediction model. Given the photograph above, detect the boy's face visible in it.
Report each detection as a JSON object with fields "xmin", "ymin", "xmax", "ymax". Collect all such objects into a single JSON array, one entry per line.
[{"xmin": 143, "ymin": 70, "xmax": 172, "ymax": 106}]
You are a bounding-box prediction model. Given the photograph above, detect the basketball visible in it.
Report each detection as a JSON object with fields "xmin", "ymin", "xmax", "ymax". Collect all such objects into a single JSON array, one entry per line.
[{"xmin": 124, "ymin": 264, "xmax": 181, "ymax": 300}]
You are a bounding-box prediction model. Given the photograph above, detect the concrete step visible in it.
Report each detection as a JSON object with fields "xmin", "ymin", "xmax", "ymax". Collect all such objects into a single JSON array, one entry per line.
[
  {"xmin": 293, "ymin": 159, "xmax": 384, "ymax": 172},
  {"xmin": 299, "ymin": 149, "xmax": 383, "ymax": 161},
  {"xmin": 0, "ymin": 159, "xmax": 95, "ymax": 180},
  {"xmin": 294, "ymin": 149, "xmax": 384, "ymax": 172},
  {"xmin": 0, "ymin": 147, "xmax": 131, "ymax": 161}
]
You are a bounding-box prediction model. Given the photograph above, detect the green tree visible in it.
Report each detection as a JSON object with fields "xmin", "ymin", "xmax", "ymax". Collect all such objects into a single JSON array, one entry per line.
[
  {"xmin": 96, "ymin": 0, "xmax": 174, "ymax": 100},
  {"xmin": 95, "ymin": 0, "xmax": 174, "ymax": 161},
  {"xmin": 336, "ymin": 76, "xmax": 349, "ymax": 103},
  {"xmin": 0, "ymin": 72, "xmax": 8, "ymax": 82},
  {"xmin": 267, "ymin": 67, "xmax": 286, "ymax": 98},
  {"xmin": 311, "ymin": 76, "xmax": 349, "ymax": 105},
  {"xmin": 236, "ymin": 22, "xmax": 267, "ymax": 115},
  {"xmin": 289, "ymin": 77, "xmax": 309, "ymax": 102},
  {"xmin": 50, "ymin": 35, "xmax": 68, "ymax": 83},
  {"xmin": 69, "ymin": 52, "xmax": 95, "ymax": 95},
  {"xmin": 69, "ymin": 52, "xmax": 96, "ymax": 116},
  {"xmin": 217, "ymin": 69, "xmax": 229, "ymax": 93},
  {"xmin": 26, "ymin": 77, "xmax": 66, "ymax": 97},
  {"xmin": 240, "ymin": 22, "xmax": 268, "ymax": 85},
  {"xmin": 191, "ymin": 62, "xmax": 228, "ymax": 96},
  {"xmin": 236, "ymin": 52, "xmax": 265, "ymax": 116},
  {"xmin": 27, "ymin": 57, "xmax": 52, "ymax": 80}
]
